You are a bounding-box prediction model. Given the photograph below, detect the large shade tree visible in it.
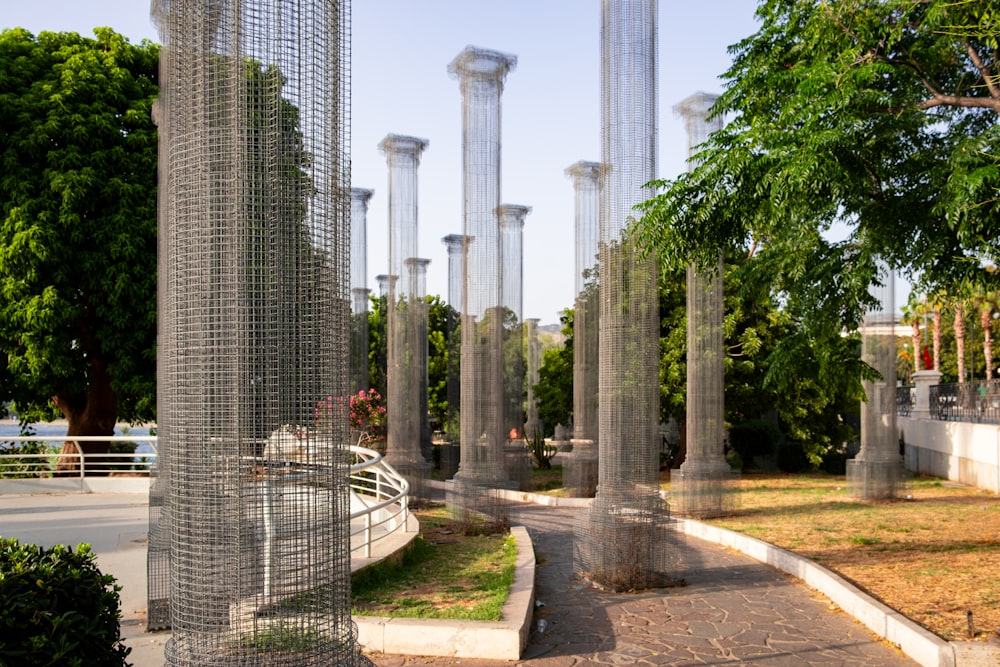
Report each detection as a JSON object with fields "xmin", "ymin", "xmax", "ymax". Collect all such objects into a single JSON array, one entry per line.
[
  {"xmin": 0, "ymin": 29, "xmax": 158, "ymax": 447},
  {"xmin": 636, "ymin": 0, "xmax": 1000, "ymax": 390},
  {"xmin": 367, "ymin": 293, "xmax": 455, "ymax": 431}
]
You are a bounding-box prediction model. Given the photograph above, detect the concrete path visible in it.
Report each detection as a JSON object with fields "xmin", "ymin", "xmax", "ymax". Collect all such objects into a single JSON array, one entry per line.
[
  {"xmin": 0, "ymin": 495, "xmax": 918, "ymax": 667},
  {"xmin": 372, "ymin": 504, "xmax": 917, "ymax": 667}
]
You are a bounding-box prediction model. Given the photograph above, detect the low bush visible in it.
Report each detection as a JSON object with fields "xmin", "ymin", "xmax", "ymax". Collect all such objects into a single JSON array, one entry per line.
[
  {"xmin": 776, "ymin": 440, "xmax": 811, "ymax": 473},
  {"xmin": 0, "ymin": 441, "xmax": 53, "ymax": 478},
  {"xmin": 0, "ymin": 538, "xmax": 130, "ymax": 666},
  {"xmin": 728, "ymin": 420, "xmax": 780, "ymax": 472}
]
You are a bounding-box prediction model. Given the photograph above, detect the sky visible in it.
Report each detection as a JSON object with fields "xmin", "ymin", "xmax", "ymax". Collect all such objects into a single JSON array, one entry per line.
[{"xmin": 3, "ymin": 1, "xmax": 761, "ymax": 325}]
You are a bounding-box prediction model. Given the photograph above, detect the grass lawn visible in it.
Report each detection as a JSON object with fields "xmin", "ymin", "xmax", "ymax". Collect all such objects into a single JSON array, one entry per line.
[{"xmin": 350, "ymin": 506, "xmax": 516, "ymax": 621}]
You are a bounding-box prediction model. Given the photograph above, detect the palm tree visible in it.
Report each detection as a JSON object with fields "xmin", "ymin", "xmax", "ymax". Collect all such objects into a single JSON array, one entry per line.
[
  {"xmin": 976, "ymin": 290, "xmax": 998, "ymax": 383},
  {"xmin": 954, "ymin": 299, "xmax": 967, "ymax": 385}
]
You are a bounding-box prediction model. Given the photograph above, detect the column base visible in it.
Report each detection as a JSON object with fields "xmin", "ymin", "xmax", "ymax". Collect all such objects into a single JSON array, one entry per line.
[
  {"xmin": 671, "ymin": 459, "xmax": 739, "ymax": 518},
  {"xmin": 573, "ymin": 489, "xmax": 683, "ymax": 591},
  {"xmin": 846, "ymin": 458, "xmax": 904, "ymax": 500}
]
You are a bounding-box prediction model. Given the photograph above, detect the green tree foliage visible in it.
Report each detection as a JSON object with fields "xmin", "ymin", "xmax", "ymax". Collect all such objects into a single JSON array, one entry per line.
[
  {"xmin": 534, "ymin": 255, "xmax": 861, "ymax": 466},
  {"xmin": 533, "ymin": 310, "xmax": 574, "ymax": 436},
  {"xmin": 636, "ymin": 0, "xmax": 1000, "ymax": 398},
  {"xmin": 0, "ymin": 28, "xmax": 158, "ymax": 439},
  {"xmin": 658, "ymin": 261, "xmax": 860, "ymax": 467},
  {"xmin": 426, "ymin": 295, "xmax": 455, "ymax": 430},
  {"xmin": 368, "ymin": 293, "xmax": 388, "ymax": 398},
  {"xmin": 367, "ymin": 294, "xmax": 454, "ymax": 430}
]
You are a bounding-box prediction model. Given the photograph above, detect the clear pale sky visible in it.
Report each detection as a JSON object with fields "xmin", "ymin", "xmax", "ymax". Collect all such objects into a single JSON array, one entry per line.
[{"xmin": 2, "ymin": 2, "xmax": 761, "ymax": 324}]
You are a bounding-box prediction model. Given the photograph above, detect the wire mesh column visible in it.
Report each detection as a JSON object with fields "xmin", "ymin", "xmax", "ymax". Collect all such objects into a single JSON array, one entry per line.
[
  {"xmin": 147, "ymin": 93, "xmax": 171, "ymax": 631},
  {"xmin": 565, "ymin": 160, "xmax": 601, "ymax": 498},
  {"xmin": 524, "ymin": 318, "xmax": 542, "ymax": 440},
  {"xmin": 441, "ymin": 234, "xmax": 470, "ymax": 448},
  {"xmin": 848, "ymin": 265, "xmax": 903, "ymax": 500},
  {"xmin": 500, "ymin": 204, "xmax": 531, "ymax": 490},
  {"xmin": 380, "ymin": 135, "xmax": 431, "ymax": 499},
  {"xmin": 351, "ymin": 188, "xmax": 374, "ymax": 395},
  {"xmin": 439, "ymin": 234, "xmax": 469, "ymax": 477},
  {"xmin": 673, "ymin": 92, "xmax": 736, "ymax": 518},
  {"xmin": 154, "ymin": 0, "xmax": 368, "ymax": 663},
  {"xmin": 448, "ymin": 47, "xmax": 519, "ymax": 522},
  {"xmin": 575, "ymin": 0, "xmax": 680, "ymax": 591},
  {"xmin": 407, "ymin": 258, "xmax": 434, "ymax": 470}
]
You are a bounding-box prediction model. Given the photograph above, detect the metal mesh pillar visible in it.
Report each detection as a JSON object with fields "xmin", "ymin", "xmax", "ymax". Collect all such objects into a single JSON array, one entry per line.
[
  {"xmin": 500, "ymin": 204, "xmax": 531, "ymax": 489},
  {"xmin": 525, "ymin": 318, "xmax": 542, "ymax": 439},
  {"xmin": 351, "ymin": 188, "xmax": 374, "ymax": 395},
  {"xmin": 575, "ymin": 0, "xmax": 680, "ymax": 591},
  {"xmin": 154, "ymin": 0, "xmax": 368, "ymax": 663},
  {"xmin": 408, "ymin": 258, "xmax": 434, "ymax": 468},
  {"xmin": 673, "ymin": 92, "xmax": 736, "ymax": 518},
  {"xmin": 565, "ymin": 160, "xmax": 601, "ymax": 497},
  {"xmin": 375, "ymin": 274, "xmax": 390, "ymax": 298},
  {"xmin": 448, "ymin": 46, "xmax": 519, "ymax": 521},
  {"xmin": 441, "ymin": 234, "xmax": 470, "ymax": 446},
  {"xmin": 147, "ymin": 94, "xmax": 170, "ymax": 631},
  {"xmin": 380, "ymin": 135, "xmax": 431, "ymax": 499},
  {"xmin": 848, "ymin": 266, "xmax": 903, "ymax": 500}
]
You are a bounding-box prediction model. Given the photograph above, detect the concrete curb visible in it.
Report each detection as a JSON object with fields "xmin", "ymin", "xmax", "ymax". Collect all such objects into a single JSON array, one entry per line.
[
  {"xmin": 354, "ymin": 525, "xmax": 535, "ymax": 660},
  {"xmin": 427, "ymin": 479, "xmax": 594, "ymax": 508},
  {"xmin": 350, "ymin": 511, "xmax": 421, "ymax": 574},
  {"xmin": 676, "ymin": 518, "xmax": 1000, "ymax": 667}
]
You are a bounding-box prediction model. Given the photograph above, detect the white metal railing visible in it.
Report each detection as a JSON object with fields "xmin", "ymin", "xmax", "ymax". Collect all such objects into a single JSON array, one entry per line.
[
  {"xmin": 348, "ymin": 444, "xmax": 413, "ymax": 558},
  {"xmin": 0, "ymin": 435, "xmax": 158, "ymax": 477},
  {"xmin": 0, "ymin": 434, "xmax": 413, "ymax": 559}
]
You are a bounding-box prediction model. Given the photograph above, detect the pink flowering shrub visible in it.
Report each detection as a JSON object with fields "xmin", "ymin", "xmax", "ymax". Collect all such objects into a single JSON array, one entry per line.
[
  {"xmin": 315, "ymin": 390, "xmax": 386, "ymax": 440},
  {"xmin": 349, "ymin": 389, "xmax": 386, "ymax": 438}
]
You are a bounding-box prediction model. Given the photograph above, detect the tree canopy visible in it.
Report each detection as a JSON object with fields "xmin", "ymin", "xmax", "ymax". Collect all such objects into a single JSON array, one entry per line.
[
  {"xmin": 0, "ymin": 28, "xmax": 159, "ymax": 435},
  {"xmin": 636, "ymin": 0, "xmax": 1000, "ymax": 341}
]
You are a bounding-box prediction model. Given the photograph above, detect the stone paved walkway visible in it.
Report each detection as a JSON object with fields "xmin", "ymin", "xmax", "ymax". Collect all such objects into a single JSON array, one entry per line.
[{"xmin": 368, "ymin": 504, "xmax": 917, "ymax": 667}]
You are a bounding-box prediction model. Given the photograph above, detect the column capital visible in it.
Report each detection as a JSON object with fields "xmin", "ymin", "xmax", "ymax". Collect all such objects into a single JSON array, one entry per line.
[
  {"xmin": 673, "ymin": 91, "xmax": 719, "ymax": 121},
  {"xmin": 448, "ymin": 45, "xmax": 517, "ymax": 83},
  {"xmin": 499, "ymin": 204, "xmax": 531, "ymax": 227},
  {"xmin": 565, "ymin": 160, "xmax": 601, "ymax": 182},
  {"xmin": 378, "ymin": 134, "xmax": 429, "ymax": 162},
  {"xmin": 351, "ymin": 187, "xmax": 375, "ymax": 204},
  {"xmin": 404, "ymin": 257, "xmax": 432, "ymax": 271},
  {"xmin": 442, "ymin": 234, "xmax": 472, "ymax": 252}
]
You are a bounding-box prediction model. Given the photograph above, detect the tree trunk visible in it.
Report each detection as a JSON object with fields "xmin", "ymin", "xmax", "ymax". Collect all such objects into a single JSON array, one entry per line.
[
  {"xmin": 933, "ymin": 305, "xmax": 942, "ymax": 372},
  {"xmin": 982, "ymin": 305, "xmax": 995, "ymax": 382},
  {"xmin": 672, "ymin": 415, "xmax": 688, "ymax": 470},
  {"xmin": 955, "ymin": 303, "xmax": 967, "ymax": 385},
  {"xmin": 53, "ymin": 358, "xmax": 117, "ymax": 476},
  {"xmin": 911, "ymin": 320, "xmax": 921, "ymax": 375}
]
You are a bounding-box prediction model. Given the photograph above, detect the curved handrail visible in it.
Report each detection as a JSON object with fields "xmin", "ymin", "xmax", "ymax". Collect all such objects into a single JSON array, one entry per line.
[
  {"xmin": 348, "ymin": 444, "xmax": 413, "ymax": 558},
  {"xmin": 0, "ymin": 434, "xmax": 414, "ymax": 560}
]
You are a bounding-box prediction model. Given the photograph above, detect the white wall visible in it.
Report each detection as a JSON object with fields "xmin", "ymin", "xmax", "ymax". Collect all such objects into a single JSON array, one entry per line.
[{"xmin": 899, "ymin": 416, "xmax": 1000, "ymax": 494}]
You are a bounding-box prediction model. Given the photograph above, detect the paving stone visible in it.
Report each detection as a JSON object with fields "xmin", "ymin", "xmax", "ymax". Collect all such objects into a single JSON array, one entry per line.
[{"xmin": 367, "ymin": 505, "xmax": 918, "ymax": 667}]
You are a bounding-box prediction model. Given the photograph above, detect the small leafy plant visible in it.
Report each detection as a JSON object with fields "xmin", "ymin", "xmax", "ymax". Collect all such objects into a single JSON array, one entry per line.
[
  {"xmin": 0, "ymin": 538, "xmax": 130, "ymax": 666},
  {"xmin": 527, "ymin": 432, "xmax": 557, "ymax": 470}
]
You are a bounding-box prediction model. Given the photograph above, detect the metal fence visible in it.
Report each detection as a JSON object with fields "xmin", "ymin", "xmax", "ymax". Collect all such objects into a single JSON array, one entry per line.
[
  {"xmin": 896, "ymin": 385, "xmax": 914, "ymax": 417},
  {"xmin": 929, "ymin": 380, "xmax": 1000, "ymax": 423}
]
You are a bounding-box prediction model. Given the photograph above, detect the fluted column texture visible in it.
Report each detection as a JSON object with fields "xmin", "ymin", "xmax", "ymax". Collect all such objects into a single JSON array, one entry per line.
[{"xmin": 448, "ymin": 46, "xmax": 519, "ymax": 514}]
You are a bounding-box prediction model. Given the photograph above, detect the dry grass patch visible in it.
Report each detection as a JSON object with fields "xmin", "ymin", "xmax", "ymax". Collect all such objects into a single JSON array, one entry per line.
[{"xmin": 695, "ymin": 473, "xmax": 1000, "ymax": 642}]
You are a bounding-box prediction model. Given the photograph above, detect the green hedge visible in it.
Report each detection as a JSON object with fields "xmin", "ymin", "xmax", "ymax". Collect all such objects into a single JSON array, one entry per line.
[{"xmin": 0, "ymin": 538, "xmax": 130, "ymax": 666}]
